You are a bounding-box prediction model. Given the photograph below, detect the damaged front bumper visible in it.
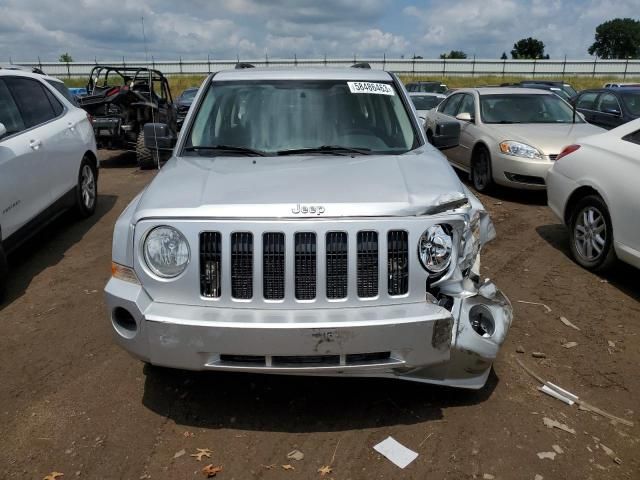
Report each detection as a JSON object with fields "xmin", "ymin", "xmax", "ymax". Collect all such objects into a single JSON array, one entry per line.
[{"xmin": 105, "ymin": 276, "xmax": 511, "ymax": 390}]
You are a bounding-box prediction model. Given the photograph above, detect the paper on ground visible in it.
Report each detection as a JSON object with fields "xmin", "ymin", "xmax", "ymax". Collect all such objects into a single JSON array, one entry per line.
[{"xmin": 373, "ymin": 436, "xmax": 418, "ymax": 469}]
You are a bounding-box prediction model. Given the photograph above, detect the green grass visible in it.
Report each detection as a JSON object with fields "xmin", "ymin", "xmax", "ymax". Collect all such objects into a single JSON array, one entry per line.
[{"xmin": 64, "ymin": 74, "xmax": 640, "ymax": 98}]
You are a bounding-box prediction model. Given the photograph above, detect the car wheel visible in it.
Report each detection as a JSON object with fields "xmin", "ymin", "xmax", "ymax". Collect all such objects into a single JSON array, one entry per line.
[
  {"xmin": 76, "ymin": 157, "xmax": 98, "ymax": 218},
  {"xmin": 472, "ymin": 147, "xmax": 494, "ymax": 193},
  {"xmin": 136, "ymin": 131, "xmax": 157, "ymax": 170},
  {"xmin": 0, "ymin": 243, "xmax": 7, "ymax": 301},
  {"xmin": 568, "ymin": 195, "xmax": 616, "ymax": 272}
]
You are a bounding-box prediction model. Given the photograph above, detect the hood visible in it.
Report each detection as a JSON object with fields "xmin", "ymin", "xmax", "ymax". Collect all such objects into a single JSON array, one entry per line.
[
  {"xmin": 133, "ymin": 148, "xmax": 468, "ymax": 220},
  {"xmin": 488, "ymin": 123, "xmax": 605, "ymax": 155}
]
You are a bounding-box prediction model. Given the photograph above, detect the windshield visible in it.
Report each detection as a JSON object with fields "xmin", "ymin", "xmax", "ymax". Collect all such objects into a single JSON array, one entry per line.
[
  {"xmin": 562, "ymin": 84, "xmax": 577, "ymax": 97},
  {"xmin": 186, "ymin": 80, "xmax": 418, "ymax": 155},
  {"xmin": 620, "ymin": 92, "xmax": 640, "ymax": 116},
  {"xmin": 410, "ymin": 95, "xmax": 442, "ymax": 110},
  {"xmin": 180, "ymin": 89, "xmax": 198, "ymax": 101},
  {"xmin": 480, "ymin": 94, "xmax": 583, "ymax": 124}
]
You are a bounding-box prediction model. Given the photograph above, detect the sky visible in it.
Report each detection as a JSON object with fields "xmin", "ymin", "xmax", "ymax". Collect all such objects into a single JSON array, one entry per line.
[{"xmin": 0, "ymin": 0, "xmax": 638, "ymax": 62}]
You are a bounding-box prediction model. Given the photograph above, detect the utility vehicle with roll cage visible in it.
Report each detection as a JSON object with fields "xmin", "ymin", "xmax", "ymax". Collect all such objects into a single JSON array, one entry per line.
[{"xmin": 77, "ymin": 66, "xmax": 177, "ymax": 169}]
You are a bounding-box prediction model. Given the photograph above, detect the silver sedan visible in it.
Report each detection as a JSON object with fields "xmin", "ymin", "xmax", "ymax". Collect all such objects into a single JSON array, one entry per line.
[
  {"xmin": 425, "ymin": 87, "xmax": 605, "ymax": 191},
  {"xmin": 547, "ymin": 118, "xmax": 640, "ymax": 272}
]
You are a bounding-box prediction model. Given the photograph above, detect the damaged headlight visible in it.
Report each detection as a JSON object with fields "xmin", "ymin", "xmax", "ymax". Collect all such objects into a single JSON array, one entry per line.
[{"xmin": 418, "ymin": 224, "xmax": 453, "ymax": 275}]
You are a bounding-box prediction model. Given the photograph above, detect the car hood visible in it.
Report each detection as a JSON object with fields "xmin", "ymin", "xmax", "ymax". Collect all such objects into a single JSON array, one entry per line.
[
  {"xmin": 488, "ymin": 123, "xmax": 605, "ymax": 155},
  {"xmin": 133, "ymin": 148, "xmax": 469, "ymax": 220}
]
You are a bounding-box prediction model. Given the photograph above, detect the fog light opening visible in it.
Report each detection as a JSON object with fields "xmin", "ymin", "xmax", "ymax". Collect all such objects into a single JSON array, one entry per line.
[
  {"xmin": 469, "ymin": 305, "xmax": 495, "ymax": 338},
  {"xmin": 112, "ymin": 307, "xmax": 137, "ymax": 337}
]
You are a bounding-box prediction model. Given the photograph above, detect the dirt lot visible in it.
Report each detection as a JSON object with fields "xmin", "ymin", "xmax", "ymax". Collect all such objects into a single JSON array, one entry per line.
[{"xmin": 1, "ymin": 151, "xmax": 639, "ymax": 480}]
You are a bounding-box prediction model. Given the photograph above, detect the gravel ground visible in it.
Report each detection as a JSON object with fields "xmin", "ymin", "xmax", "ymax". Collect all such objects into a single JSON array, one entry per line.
[{"xmin": 1, "ymin": 151, "xmax": 638, "ymax": 480}]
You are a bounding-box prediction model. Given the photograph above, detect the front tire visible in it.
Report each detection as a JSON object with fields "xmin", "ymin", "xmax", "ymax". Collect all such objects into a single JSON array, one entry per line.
[
  {"xmin": 136, "ymin": 132, "xmax": 157, "ymax": 170},
  {"xmin": 472, "ymin": 146, "xmax": 494, "ymax": 193},
  {"xmin": 568, "ymin": 195, "xmax": 616, "ymax": 272},
  {"xmin": 75, "ymin": 158, "xmax": 97, "ymax": 218}
]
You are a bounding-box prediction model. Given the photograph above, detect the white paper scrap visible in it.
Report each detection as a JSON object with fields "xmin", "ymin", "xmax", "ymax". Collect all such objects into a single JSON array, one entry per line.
[
  {"xmin": 373, "ymin": 436, "xmax": 418, "ymax": 469},
  {"xmin": 539, "ymin": 384, "xmax": 575, "ymax": 405}
]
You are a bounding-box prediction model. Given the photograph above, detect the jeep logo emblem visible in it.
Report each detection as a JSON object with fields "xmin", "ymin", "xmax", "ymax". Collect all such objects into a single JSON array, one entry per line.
[{"xmin": 292, "ymin": 203, "xmax": 325, "ymax": 215}]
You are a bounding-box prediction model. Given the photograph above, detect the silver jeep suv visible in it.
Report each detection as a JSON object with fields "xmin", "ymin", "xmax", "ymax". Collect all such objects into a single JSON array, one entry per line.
[{"xmin": 105, "ymin": 66, "xmax": 512, "ymax": 389}]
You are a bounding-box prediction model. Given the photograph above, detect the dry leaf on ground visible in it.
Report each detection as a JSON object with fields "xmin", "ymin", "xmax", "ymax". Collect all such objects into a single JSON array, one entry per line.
[
  {"xmin": 173, "ymin": 449, "xmax": 186, "ymax": 459},
  {"xmin": 281, "ymin": 464, "xmax": 295, "ymax": 471},
  {"xmin": 191, "ymin": 448, "xmax": 213, "ymax": 461},
  {"xmin": 318, "ymin": 465, "xmax": 333, "ymax": 476},
  {"xmin": 183, "ymin": 431, "xmax": 195, "ymax": 438},
  {"xmin": 201, "ymin": 464, "xmax": 223, "ymax": 477},
  {"xmin": 43, "ymin": 473, "xmax": 64, "ymax": 480}
]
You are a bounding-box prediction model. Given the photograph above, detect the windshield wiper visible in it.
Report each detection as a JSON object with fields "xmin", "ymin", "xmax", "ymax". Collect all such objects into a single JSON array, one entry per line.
[
  {"xmin": 184, "ymin": 145, "xmax": 267, "ymax": 156},
  {"xmin": 276, "ymin": 145, "xmax": 372, "ymax": 156}
]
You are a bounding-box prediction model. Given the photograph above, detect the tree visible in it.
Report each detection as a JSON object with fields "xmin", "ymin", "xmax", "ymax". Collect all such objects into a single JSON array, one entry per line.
[
  {"xmin": 500, "ymin": 52, "xmax": 508, "ymax": 60},
  {"xmin": 588, "ymin": 18, "xmax": 640, "ymax": 59},
  {"xmin": 510, "ymin": 38, "xmax": 548, "ymax": 59},
  {"xmin": 59, "ymin": 52, "xmax": 73, "ymax": 63},
  {"xmin": 440, "ymin": 50, "xmax": 467, "ymax": 59}
]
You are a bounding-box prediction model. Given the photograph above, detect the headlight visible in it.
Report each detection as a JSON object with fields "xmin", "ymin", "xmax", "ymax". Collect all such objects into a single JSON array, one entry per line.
[
  {"xmin": 143, "ymin": 226, "xmax": 190, "ymax": 278},
  {"xmin": 499, "ymin": 141, "xmax": 543, "ymax": 160},
  {"xmin": 418, "ymin": 225, "xmax": 453, "ymax": 275}
]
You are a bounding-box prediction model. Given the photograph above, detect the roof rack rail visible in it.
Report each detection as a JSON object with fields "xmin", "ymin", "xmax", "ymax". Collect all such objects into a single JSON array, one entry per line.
[
  {"xmin": 351, "ymin": 62, "xmax": 371, "ymax": 69},
  {"xmin": 235, "ymin": 62, "xmax": 255, "ymax": 69}
]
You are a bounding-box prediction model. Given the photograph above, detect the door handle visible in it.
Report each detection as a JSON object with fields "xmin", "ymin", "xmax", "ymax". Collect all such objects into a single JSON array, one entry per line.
[{"xmin": 29, "ymin": 139, "xmax": 42, "ymax": 150}]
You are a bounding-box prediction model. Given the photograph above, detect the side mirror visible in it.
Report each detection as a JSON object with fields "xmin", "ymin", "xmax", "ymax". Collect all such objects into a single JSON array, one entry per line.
[
  {"xmin": 431, "ymin": 120, "xmax": 461, "ymax": 150},
  {"xmin": 0, "ymin": 123, "xmax": 6, "ymax": 138},
  {"xmin": 455, "ymin": 112, "xmax": 473, "ymax": 122},
  {"xmin": 144, "ymin": 123, "xmax": 176, "ymax": 151},
  {"xmin": 602, "ymin": 108, "xmax": 621, "ymax": 116}
]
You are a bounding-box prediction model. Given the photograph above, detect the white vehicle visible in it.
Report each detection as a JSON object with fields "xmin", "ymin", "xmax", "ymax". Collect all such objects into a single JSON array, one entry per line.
[
  {"xmin": 408, "ymin": 92, "xmax": 446, "ymax": 125},
  {"xmin": 547, "ymin": 118, "xmax": 640, "ymax": 271},
  {"xmin": 0, "ymin": 68, "xmax": 99, "ymax": 297}
]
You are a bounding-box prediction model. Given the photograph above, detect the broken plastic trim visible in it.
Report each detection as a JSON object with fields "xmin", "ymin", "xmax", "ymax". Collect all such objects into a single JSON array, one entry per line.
[{"xmin": 420, "ymin": 197, "xmax": 469, "ymax": 215}]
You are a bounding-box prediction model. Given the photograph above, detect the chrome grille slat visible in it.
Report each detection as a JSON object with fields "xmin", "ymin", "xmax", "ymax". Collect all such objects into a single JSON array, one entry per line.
[
  {"xmin": 387, "ymin": 230, "xmax": 409, "ymax": 296},
  {"xmin": 295, "ymin": 232, "xmax": 317, "ymax": 300},
  {"xmin": 326, "ymin": 231, "xmax": 348, "ymax": 299},
  {"xmin": 200, "ymin": 232, "xmax": 222, "ymax": 298},
  {"xmin": 231, "ymin": 232, "xmax": 253, "ymax": 299},
  {"xmin": 357, "ymin": 231, "xmax": 379, "ymax": 298},
  {"xmin": 263, "ymin": 232, "xmax": 285, "ymax": 300}
]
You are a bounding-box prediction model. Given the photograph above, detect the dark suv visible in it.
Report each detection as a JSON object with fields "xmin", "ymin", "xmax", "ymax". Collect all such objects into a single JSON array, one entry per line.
[
  {"xmin": 405, "ymin": 81, "xmax": 448, "ymax": 94},
  {"xmin": 572, "ymin": 88, "xmax": 640, "ymax": 129}
]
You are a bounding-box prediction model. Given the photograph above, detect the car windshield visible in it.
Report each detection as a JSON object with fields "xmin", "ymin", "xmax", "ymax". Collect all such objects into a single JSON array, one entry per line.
[
  {"xmin": 410, "ymin": 95, "xmax": 442, "ymax": 110},
  {"xmin": 415, "ymin": 83, "xmax": 447, "ymax": 94},
  {"xmin": 563, "ymin": 84, "xmax": 577, "ymax": 97},
  {"xmin": 186, "ymin": 79, "xmax": 418, "ymax": 155},
  {"xmin": 480, "ymin": 94, "xmax": 583, "ymax": 124},
  {"xmin": 620, "ymin": 92, "xmax": 640, "ymax": 116},
  {"xmin": 180, "ymin": 89, "xmax": 198, "ymax": 101}
]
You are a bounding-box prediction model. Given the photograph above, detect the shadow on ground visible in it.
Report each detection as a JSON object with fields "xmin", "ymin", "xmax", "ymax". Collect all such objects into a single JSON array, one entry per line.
[
  {"xmin": 537, "ymin": 223, "xmax": 640, "ymax": 302},
  {"xmin": 1, "ymin": 194, "xmax": 117, "ymax": 309},
  {"xmin": 142, "ymin": 366, "xmax": 498, "ymax": 433},
  {"xmin": 99, "ymin": 150, "xmax": 138, "ymax": 169}
]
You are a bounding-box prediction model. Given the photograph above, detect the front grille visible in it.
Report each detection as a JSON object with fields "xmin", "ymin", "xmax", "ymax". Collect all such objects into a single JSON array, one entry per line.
[
  {"xmin": 263, "ymin": 232, "xmax": 285, "ymax": 300},
  {"xmin": 295, "ymin": 232, "xmax": 317, "ymax": 300},
  {"xmin": 200, "ymin": 229, "xmax": 407, "ymax": 301},
  {"xmin": 326, "ymin": 232, "xmax": 348, "ymax": 299},
  {"xmin": 357, "ymin": 231, "xmax": 379, "ymax": 298},
  {"xmin": 231, "ymin": 232, "xmax": 253, "ymax": 299},
  {"xmin": 387, "ymin": 230, "xmax": 409, "ymax": 296},
  {"xmin": 200, "ymin": 232, "xmax": 222, "ymax": 298}
]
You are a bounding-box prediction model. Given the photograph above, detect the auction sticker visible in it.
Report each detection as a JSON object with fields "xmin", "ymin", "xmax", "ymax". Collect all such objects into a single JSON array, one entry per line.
[{"xmin": 347, "ymin": 81, "xmax": 395, "ymax": 95}]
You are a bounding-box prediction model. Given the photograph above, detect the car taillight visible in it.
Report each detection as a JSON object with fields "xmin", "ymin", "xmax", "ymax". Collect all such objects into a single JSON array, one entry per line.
[{"xmin": 556, "ymin": 144, "xmax": 580, "ymax": 161}]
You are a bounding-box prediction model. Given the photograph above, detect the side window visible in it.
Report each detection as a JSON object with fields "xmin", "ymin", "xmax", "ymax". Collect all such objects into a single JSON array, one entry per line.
[
  {"xmin": 622, "ymin": 129, "xmax": 640, "ymax": 146},
  {"xmin": 0, "ymin": 79, "xmax": 26, "ymax": 139},
  {"xmin": 43, "ymin": 87, "xmax": 64, "ymax": 116},
  {"xmin": 576, "ymin": 92, "xmax": 598, "ymax": 110},
  {"xmin": 4, "ymin": 77, "xmax": 58, "ymax": 128},
  {"xmin": 441, "ymin": 94, "xmax": 463, "ymax": 116},
  {"xmin": 45, "ymin": 79, "xmax": 77, "ymax": 105},
  {"xmin": 457, "ymin": 94, "xmax": 475, "ymax": 118},
  {"xmin": 597, "ymin": 93, "xmax": 621, "ymax": 114}
]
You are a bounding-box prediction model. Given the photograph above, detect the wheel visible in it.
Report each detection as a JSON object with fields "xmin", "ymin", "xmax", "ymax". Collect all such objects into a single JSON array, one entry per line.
[
  {"xmin": 568, "ymin": 195, "xmax": 616, "ymax": 272},
  {"xmin": 0, "ymin": 243, "xmax": 7, "ymax": 301},
  {"xmin": 136, "ymin": 131, "xmax": 157, "ymax": 170},
  {"xmin": 472, "ymin": 146, "xmax": 494, "ymax": 193},
  {"xmin": 75, "ymin": 157, "xmax": 97, "ymax": 218}
]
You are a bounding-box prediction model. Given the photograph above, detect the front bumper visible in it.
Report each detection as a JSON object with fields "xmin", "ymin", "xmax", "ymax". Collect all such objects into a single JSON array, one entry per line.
[
  {"xmin": 492, "ymin": 151, "xmax": 554, "ymax": 190},
  {"xmin": 105, "ymin": 278, "xmax": 512, "ymax": 389}
]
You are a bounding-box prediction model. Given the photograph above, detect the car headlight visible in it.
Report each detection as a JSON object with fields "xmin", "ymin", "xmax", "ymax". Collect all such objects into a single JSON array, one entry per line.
[
  {"xmin": 418, "ymin": 225, "xmax": 453, "ymax": 275},
  {"xmin": 143, "ymin": 226, "xmax": 190, "ymax": 278},
  {"xmin": 499, "ymin": 141, "xmax": 543, "ymax": 160}
]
